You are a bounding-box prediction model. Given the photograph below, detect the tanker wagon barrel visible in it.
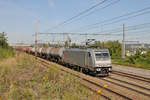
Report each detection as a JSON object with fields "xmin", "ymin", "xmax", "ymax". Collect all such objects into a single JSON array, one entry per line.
[
  {"xmin": 45, "ymin": 47, "xmax": 52, "ymax": 60},
  {"xmin": 31, "ymin": 47, "xmax": 35, "ymax": 55},
  {"xmin": 50, "ymin": 47, "xmax": 65, "ymax": 62},
  {"xmin": 37, "ymin": 48, "xmax": 43, "ymax": 57},
  {"xmin": 41, "ymin": 48, "xmax": 47, "ymax": 58}
]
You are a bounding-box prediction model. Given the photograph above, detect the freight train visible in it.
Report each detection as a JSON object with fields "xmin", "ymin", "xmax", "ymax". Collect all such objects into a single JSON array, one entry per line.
[{"xmin": 22, "ymin": 47, "xmax": 112, "ymax": 76}]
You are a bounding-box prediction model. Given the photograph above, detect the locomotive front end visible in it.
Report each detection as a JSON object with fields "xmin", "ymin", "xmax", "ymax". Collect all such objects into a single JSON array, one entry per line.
[{"xmin": 93, "ymin": 49, "xmax": 112, "ymax": 76}]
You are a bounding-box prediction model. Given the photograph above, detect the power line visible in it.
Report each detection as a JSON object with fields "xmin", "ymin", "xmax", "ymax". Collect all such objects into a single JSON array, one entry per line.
[
  {"xmin": 126, "ymin": 29, "xmax": 150, "ymax": 35},
  {"xmin": 126, "ymin": 34, "xmax": 150, "ymax": 40},
  {"xmin": 38, "ymin": 22, "xmax": 150, "ymax": 36},
  {"xmin": 102, "ymin": 10, "xmax": 150, "ymax": 26},
  {"xmin": 45, "ymin": 0, "xmax": 108, "ymax": 32},
  {"xmin": 38, "ymin": 32, "xmax": 121, "ymax": 36},
  {"xmin": 38, "ymin": 22, "xmax": 150, "ymax": 44},
  {"xmin": 75, "ymin": 6, "xmax": 150, "ymax": 32},
  {"xmin": 92, "ymin": 22, "xmax": 150, "ymax": 34},
  {"xmin": 65, "ymin": 0, "xmax": 120, "ymax": 27}
]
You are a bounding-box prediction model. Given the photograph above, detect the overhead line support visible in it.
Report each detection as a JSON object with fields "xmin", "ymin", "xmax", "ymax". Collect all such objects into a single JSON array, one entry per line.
[
  {"xmin": 35, "ymin": 20, "xmax": 38, "ymax": 58},
  {"xmin": 122, "ymin": 24, "xmax": 125, "ymax": 58}
]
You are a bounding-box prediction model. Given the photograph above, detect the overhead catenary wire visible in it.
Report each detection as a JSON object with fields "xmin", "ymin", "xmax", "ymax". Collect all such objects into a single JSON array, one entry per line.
[
  {"xmin": 85, "ymin": 10, "xmax": 150, "ymax": 31},
  {"xmin": 39, "ymin": 22, "xmax": 150, "ymax": 36},
  {"xmin": 126, "ymin": 34, "xmax": 150, "ymax": 40},
  {"xmin": 102, "ymin": 10, "xmax": 150, "ymax": 26},
  {"xmin": 93, "ymin": 22, "xmax": 150, "ymax": 34},
  {"xmin": 73, "ymin": 22, "xmax": 150, "ymax": 35},
  {"xmin": 74, "ymin": 6, "xmax": 150, "ymax": 32},
  {"xmin": 38, "ymin": 22, "xmax": 150, "ymax": 44},
  {"xmin": 126, "ymin": 29, "xmax": 150, "ymax": 35},
  {"xmin": 65, "ymin": 0, "xmax": 121, "ymax": 26},
  {"xmin": 45, "ymin": 0, "xmax": 109, "ymax": 32}
]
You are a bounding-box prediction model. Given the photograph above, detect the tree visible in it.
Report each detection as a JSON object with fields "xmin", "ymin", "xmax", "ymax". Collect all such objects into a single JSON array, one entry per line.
[
  {"xmin": 105, "ymin": 40, "xmax": 121, "ymax": 57},
  {"xmin": 71, "ymin": 43, "xmax": 78, "ymax": 48},
  {"xmin": 89, "ymin": 41, "xmax": 103, "ymax": 48},
  {"xmin": 42, "ymin": 43, "xmax": 49, "ymax": 48},
  {"xmin": 0, "ymin": 32, "xmax": 8, "ymax": 48},
  {"xmin": 64, "ymin": 41, "xmax": 69, "ymax": 47},
  {"xmin": 90, "ymin": 40, "xmax": 121, "ymax": 57}
]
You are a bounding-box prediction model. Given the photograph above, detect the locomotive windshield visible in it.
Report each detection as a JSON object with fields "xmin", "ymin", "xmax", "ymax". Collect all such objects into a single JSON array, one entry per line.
[{"xmin": 95, "ymin": 52, "xmax": 110, "ymax": 61}]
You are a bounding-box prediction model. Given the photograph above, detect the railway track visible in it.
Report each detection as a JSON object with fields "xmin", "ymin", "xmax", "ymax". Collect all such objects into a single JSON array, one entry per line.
[
  {"xmin": 107, "ymin": 76, "xmax": 150, "ymax": 91},
  {"xmin": 111, "ymin": 71, "xmax": 150, "ymax": 83},
  {"xmin": 36, "ymin": 57, "xmax": 133, "ymax": 100},
  {"xmin": 97, "ymin": 70, "xmax": 150, "ymax": 100},
  {"xmin": 101, "ymin": 77, "xmax": 150, "ymax": 98}
]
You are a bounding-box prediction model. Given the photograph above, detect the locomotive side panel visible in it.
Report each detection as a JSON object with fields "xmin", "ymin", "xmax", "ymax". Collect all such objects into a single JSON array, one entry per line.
[{"xmin": 63, "ymin": 49, "xmax": 87, "ymax": 67}]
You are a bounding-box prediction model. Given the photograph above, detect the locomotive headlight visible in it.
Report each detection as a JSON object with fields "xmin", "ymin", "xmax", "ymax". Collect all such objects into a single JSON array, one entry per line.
[
  {"xmin": 96, "ymin": 68, "xmax": 101, "ymax": 71},
  {"xmin": 108, "ymin": 67, "xmax": 112, "ymax": 71}
]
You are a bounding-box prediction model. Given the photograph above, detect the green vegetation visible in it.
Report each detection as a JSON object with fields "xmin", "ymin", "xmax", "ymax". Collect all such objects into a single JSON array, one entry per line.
[
  {"xmin": 0, "ymin": 32, "xmax": 14, "ymax": 59},
  {"xmin": 71, "ymin": 40, "xmax": 122, "ymax": 57},
  {"xmin": 0, "ymin": 32, "xmax": 9, "ymax": 48},
  {"xmin": 0, "ymin": 47, "xmax": 14, "ymax": 59},
  {"xmin": 0, "ymin": 52, "xmax": 101, "ymax": 100},
  {"xmin": 112, "ymin": 50, "xmax": 150, "ymax": 69},
  {"xmin": 90, "ymin": 40, "xmax": 121, "ymax": 57}
]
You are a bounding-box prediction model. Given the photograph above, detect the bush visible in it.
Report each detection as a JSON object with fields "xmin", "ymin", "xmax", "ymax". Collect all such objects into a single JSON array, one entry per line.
[
  {"xmin": 112, "ymin": 50, "xmax": 150, "ymax": 69},
  {"xmin": 127, "ymin": 56, "xmax": 135, "ymax": 64}
]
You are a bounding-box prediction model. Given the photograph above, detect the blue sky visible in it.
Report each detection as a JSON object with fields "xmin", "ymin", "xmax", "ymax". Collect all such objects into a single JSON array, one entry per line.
[{"xmin": 0, "ymin": 0, "xmax": 150, "ymax": 44}]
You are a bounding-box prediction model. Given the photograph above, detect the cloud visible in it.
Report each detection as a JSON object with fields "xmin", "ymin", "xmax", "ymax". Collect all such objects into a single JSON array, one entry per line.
[{"xmin": 48, "ymin": 0, "xmax": 54, "ymax": 8}]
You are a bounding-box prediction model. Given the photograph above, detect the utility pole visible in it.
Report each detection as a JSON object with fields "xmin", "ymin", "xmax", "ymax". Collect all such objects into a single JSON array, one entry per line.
[
  {"xmin": 35, "ymin": 20, "xmax": 38, "ymax": 58},
  {"xmin": 122, "ymin": 24, "xmax": 125, "ymax": 58}
]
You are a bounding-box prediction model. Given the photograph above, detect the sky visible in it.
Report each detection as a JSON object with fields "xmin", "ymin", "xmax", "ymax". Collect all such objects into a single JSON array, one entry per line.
[{"xmin": 0, "ymin": 0, "xmax": 150, "ymax": 44}]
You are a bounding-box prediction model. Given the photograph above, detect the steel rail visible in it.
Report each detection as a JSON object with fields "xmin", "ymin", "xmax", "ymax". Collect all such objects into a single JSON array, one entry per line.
[
  {"xmin": 107, "ymin": 77, "xmax": 150, "ymax": 91},
  {"xmin": 101, "ymin": 78, "xmax": 150, "ymax": 98},
  {"xmin": 112, "ymin": 71, "xmax": 150, "ymax": 83}
]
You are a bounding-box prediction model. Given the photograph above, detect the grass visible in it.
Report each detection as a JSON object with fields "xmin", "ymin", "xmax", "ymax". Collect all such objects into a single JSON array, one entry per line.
[
  {"xmin": 0, "ymin": 52, "xmax": 102, "ymax": 100},
  {"xmin": 0, "ymin": 47, "xmax": 15, "ymax": 59},
  {"xmin": 112, "ymin": 57, "xmax": 150, "ymax": 70}
]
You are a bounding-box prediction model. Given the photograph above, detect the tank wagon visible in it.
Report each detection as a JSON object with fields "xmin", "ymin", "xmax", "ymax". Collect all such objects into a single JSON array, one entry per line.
[
  {"xmin": 49, "ymin": 47, "xmax": 65, "ymax": 62},
  {"xmin": 37, "ymin": 48, "xmax": 43, "ymax": 57},
  {"xmin": 62, "ymin": 48, "xmax": 112, "ymax": 76},
  {"xmin": 46, "ymin": 47, "xmax": 52, "ymax": 60},
  {"xmin": 26, "ymin": 47, "xmax": 32, "ymax": 54},
  {"xmin": 31, "ymin": 48, "xmax": 35, "ymax": 55},
  {"xmin": 41, "ymin": 48, "xmax": 47, "ymax": 58}
]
